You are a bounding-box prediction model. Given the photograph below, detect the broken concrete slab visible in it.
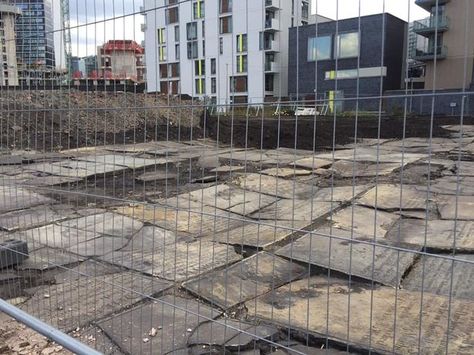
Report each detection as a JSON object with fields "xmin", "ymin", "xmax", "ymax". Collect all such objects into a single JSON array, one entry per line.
[
  {"xmin": 0, "ymin": 205, "xmax": 68, "ymax": 231},
  {"xmin": 357, "ymin": 184, "xmax": 430, "ymax": 211},
  {"xmin": 122, "ymin": 225, "xmax": 191, "ymax": 251},
  {"xmin": 28, "ymin": 161, "xmax": 119, "ymax": 178},
  {"xmin": 0, "ymin": 155, "xmax": 24, "ymax": 165},
  {"xmin": 386, "ymin": 219, "xmax": 474, "ymax": 251},
  {"xmin": 250, "ymin": 199, "xmax": 336, "ymax": 222},
  {"xmin": 22, "ymin": 271, "xmax": 171, "ymax": 332},
  {"xmin": 182, "ymin": 184, "xmax": 279, "ymax": 216},
  {"xmin": 76, "ymin": 154, "xmax": 181, "ymax": 170},
  {"xmin": 290, "ymin": 158, "xmax": 332, "ymax": 170},
  {"xmin": 402, "ymin": 254, "xmax": 474, "ymax": 300},
  {"xmin": 16, "ymin": 247, "xmax": 82, "ymax": 271},
  {"xmin": 0, "ymin": 186, "xmax": 55, "ymax": 213},
  {"xmin": 208, "ymin": 220, "xmax": 307, "ymax": 249},
  {"xmin": 276, "ymin": 228, "xmax": 417, "ymax": 287},
  {"xmin": 98, "ymin": 295, "xmax": 220, "ymax": 355},
  {"xmin": 260, "ymin": 168, "xmax": 313, "ymax": 178},
  {"xmin": 330, "ymin": 160, "xmax": 402, "ymax": 178},
  {"xmin": 116, "ymin": 204, "xmax": 246, "ymax": 236},
  {"xmin": 73, "ymin": 325, "xmax": 126, "ymax": 355},
  {"xmin": 427, "ymin": 176, "xmax": 474, "ymax": 195},
  {"xmin": 183, "ymin": 252, "xmax": 307, "ymax": 309},
  {"xmin": 100, "ymin": 239, "xmax": 242, "ymax": 282},
  {"xmin": 188, "ymin": 319, "xmax": 278, "ymax": 349},
  {"xmin": 234, "ymin": 174, "xmax": 316, "ymax": 199},
  {"xmin": 66, "ymin": 235, "xmax": 130, "ymax": 257},
  {"xmin": 312, "ymin": 185, "xmax": 369, "ymax": 202},
  {"xmin": 314, "ymin": 147, "xmax": 426, "ymax": 164},
  {"xmin": 247, "ymin": 276, "xmax": 474, "ymax": 354},
  {"xmin": 58, "ymin": 212, "xmax": 143, "ymax": 238},
  {"xmin": 210, "ymin": 165, "xmax": 245, "ymax": 173},
  {"xmin": 54, "ymin": 260, "xmax": 122, "ymax": 284},
  {"xmin": 136, "ymin": 171, "xmax": 177, "ymax": 182},
  {"xmin": 456, "ymin": 161, "xmax": 474, "ymax": 176},
  {"xmin": 330, "ymin": 205, "xmax": 400, "ymax": 238},
  {"xmin": 437, "ymin": 195, "xmax": 474, "ymax": 220}
]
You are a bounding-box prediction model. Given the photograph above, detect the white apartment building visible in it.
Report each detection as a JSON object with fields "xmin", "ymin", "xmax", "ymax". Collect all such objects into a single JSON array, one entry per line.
[{"xmin": 143, "ymin": 0, "xmax": 328, "ymax": 106}]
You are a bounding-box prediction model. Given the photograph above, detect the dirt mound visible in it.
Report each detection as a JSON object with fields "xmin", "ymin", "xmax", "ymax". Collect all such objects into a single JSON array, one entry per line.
[{"xmin": 0, "ymin": 90, "xmax": 205, "ymax": 151}]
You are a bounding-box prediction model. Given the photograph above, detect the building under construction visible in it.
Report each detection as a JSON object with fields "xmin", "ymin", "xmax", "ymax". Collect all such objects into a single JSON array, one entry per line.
[{"xmin": 97, "ymin": 40, "xmax": 146, "ymax": 82}]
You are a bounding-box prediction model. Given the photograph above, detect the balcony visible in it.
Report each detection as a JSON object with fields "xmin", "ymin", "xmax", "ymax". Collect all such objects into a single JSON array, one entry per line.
[
  {"xmin": 265, "ymin": 61, "xmax": 277, "ymax": 73},
  {"xmin": 265, "ymin": 18, "xmax": 279, "ymax": 32},
  {"xmin": 263, "ymin": 40, "xmax": 279, "ymax": 52},
  {"xmin": 265, "ymin": 0, "xmax": 280, "ymax": 10},
  {"xmin": 140, "ymin": 23, "xmax": 147, "ymax": 32},
  {"xmin": 413, "ymin": 15, "xmax": 449, "ymax": 36},
  {"xmin": 415, "ymin": 0, "xmax": 450, "ymax": 11},
  {"xmin": 412, "ymin": 45, "xmax": 447, "ymax": 61}
]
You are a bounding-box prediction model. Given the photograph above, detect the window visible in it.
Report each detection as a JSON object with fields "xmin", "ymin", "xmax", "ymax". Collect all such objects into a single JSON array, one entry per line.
[
  {"xmin": 210, "ymin": 58, "xmax": 216, "ymax": 75},
  {"xmin": 175, "ymin": 44, "xmax": 180, "ymax": 60},
  {"xmin": 307, "ymin": 36, "xmax": 332, "ymax": 61},
  {"xmin": 174, "ymin": 25, "xmax": 180, "ymax": 42},
  {"xmin": 335, "ymin": 32, "xmax": 359, "ymax": 58},
  {"xmin": 301, "ymin": 1, "xmax": 309, "ymax": 19},
  {"xmin": 202, "ymin": 21, "xmax": 205, "ymax": 37},
  {"xmin": 159, "ymin": 46, "xmax": 167, "ymax": 61},
  {"xmin": 166, "ymin": 7, "xmax": 179, "ymax": 24},
  {"xmin": 159, "ymin": 64, "xmax": 168, "ymax": 78},
  {"xmin": 230, "ymin": 76, "xmax": 247, "ymax": 93},
  {"xmin": 195, "ymin": 78, "xmax": 205, "ymax": 94},
  {"xmin": 202, "ymin": 40, "xmax": 206, "ymax": 56},
  {"xmin": 157, "ymin": 28, "xmax": 166, "ymax": 44},
  {"xmin": 195, "ymin": 59, "xmax": 205, "ymax": 76},
  {"xmin": 193, "ymin": 1, "xmax": 205, "ymax": 19},
  {"xmin": 236, "ymin": 55, "xmax": 247, "ymax": 73},
  {"xmin": 219, "ymin": 37, "xmax": 224, "ymax": 54},
  {"xmin": 169, "ymin": 63, "xmax": 180, "ymax": 77},
  {"xmin": 220, "ymin": 16, "xmax": 232, "ymax": 34},
  {"xmin": 236, "ymin": 34, "xmax": 247, "ymax": 52},
  {"xmin": 187, "ymin": 41, "xmax": 198, "ymax": 59},
  {"xmin": 211, "ymin": 77, "xmax": 217, "ymax": 94},
  {"xmin": 219, "ymin": 0, "xmax": 232, "ymax": 14},
  {"xmin": 187, "ymin": 22, "xmax": 198, "ymax": 40},
  {"xmin": 265, "ymin": 74, "xmax": 274, "ymax": 92}
]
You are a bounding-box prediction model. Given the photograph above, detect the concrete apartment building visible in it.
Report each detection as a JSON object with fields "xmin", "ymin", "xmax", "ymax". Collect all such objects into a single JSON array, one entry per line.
[
  {"xmin": 288, "ymin": 14, "xmax": 407, "ymax": 112},
  {"xmin": 412, "ymin": 0, "xmax": 474, "ymax": 90},
  {"xmin": 0, "ymin": 1, "xmax": 20, "ymax": 86},
  {"xmin": 97, "ymin": 40, "xmax": 145, "ymax": 82},
  {"xmin": 143, "ymin": 0, "xmax": 329, "ymax": 105}
]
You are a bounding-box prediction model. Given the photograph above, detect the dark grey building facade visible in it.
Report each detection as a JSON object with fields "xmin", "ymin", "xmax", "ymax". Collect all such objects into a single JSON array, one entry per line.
[{"xmin": 288, "ymin": 14, "xmax": 407, "ymax": 112}]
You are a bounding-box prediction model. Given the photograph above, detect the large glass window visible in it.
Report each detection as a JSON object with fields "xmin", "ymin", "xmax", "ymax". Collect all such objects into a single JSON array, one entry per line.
[
  {"xmin": 335, "ymin": 32, "xmax": 359, "ymax": 59},
  {"xmin": 187, "ymin": 22, "xmax": 198, "ymax": 40},
  {"xmin": 307, "ymin": 36, "xmax": 332, "ymax": 61},
  {"xmin": 193, "ymin": 1, "xmax": 205, "ymax": 19},
  {"xmin": 187, "ymin": 41, "xmax": 198, "ymax": 59},
  {"xmin": 220, "ymin": 16, "xmax": 232, "ymax": 34},
  {"xmin": 236, "ymin": 34, "xmax": 247, "ymax": 52}
]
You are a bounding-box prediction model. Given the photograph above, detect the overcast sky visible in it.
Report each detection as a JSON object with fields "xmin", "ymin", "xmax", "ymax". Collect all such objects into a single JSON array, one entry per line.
[{"xmin": 68, "ymin": 0, "xmax": 429, "ymax": 57}]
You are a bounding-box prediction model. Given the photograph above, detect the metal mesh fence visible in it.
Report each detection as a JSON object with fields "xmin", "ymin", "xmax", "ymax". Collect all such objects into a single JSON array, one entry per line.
[{"xmin": 0, "ymin": 0, "xmax": 473, "ymax": 354}]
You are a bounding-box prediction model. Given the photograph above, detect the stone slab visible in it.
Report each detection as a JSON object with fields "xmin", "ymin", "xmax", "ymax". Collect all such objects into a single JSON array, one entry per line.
[
  {"xmin": 330, "ymin": 160, "xmax": 402, "ymax": 177},
  {"xmin": 250, "ymin": 200, "xmax": 337, "ymax": 222},
  {"xmin": 100, "ymin": 239, "xmax": 242, "ymax": 282},
  {"xmin": 386, "ymin": 219, "xmax": 474, "ymax": 251},
  {"xmin": 72, "ymin": 325, "xmax": 126, "ymax": 355},
  {"xmin": 183, "ymin": 252, "xmax": 307, "ymax": 309},
  {"xmin": 0, "ymin": 205, "xmax": 68, "ymax": 231},
  {"xmin": 234, "ymin": 174, "xmax": 316, "ymax": 199},
  {"xmin": 122, "ymin": 225, "xmax": 191, "ymax": 251},
  {"xmin": 22, "ymin": 271, "xmax": 171, "ymax": 332},
  {"xmin": 402, "ymin": 254, "xmax": 474, "ymax": 300},
  {"xmin": 21, "ymin": 223, "xmax": 99, "ymax": 249},
  {"xmin": 136, "ymin": 171, "xmax": 177, "ymax": 182},
  {"xmin": 276, "ymin": 228, "xmax": 417, "ymax": 287},
  {"xmin": 437, "ymin": 195, "xmax": 474, "ymax": 220},
  {"xmin": 0, "ymin": 186, "xmax": 55, "ymax": 213},
  {"xmin": 183, "ymin": 184, "xmax": 279, "ymax": 216},
  {"xmin": 314, "ymin": 147, "xmax": 426, "ymax": 164},
  {"xmin": 66, "ymin": 235, "xmax": 130, "ymax": 257},
  {"xmin": 260, "ymin": 167, "xmax": 314, "ymax": 178},
  {"xmin": 28, "ymin": 161, "xmax": 118, "ymax": 178},
  {"xmin": 16, "ymin": 247, "xmax": 82, "ymax": 271},
  {"xmin": 98, "ymin": 295, "xmax": 220, "ymax": 355},
  {"xmin": 116, "ymin": 205, "xmax": 246, "ymax": 237},
  {"xmin": 0, "ymin": 155, "xmax": 24, "ymax": 165},
  {"xmin": 209, "ymin": 220, "xmax": 308, "ymax": 249},
  {"xmin": 290, "ymin": 158, "xmax": 333, "ymax": 170},
  {"xmin": 357, "ymin": 184, "xmax": 430, "ymax": 211},
  {"xmin": 247, "ymin": 276, "xmax": 474, "ymax": 354},
  {"xmin": 188, "ymin": 319, "xmax": 278, "ymax": 348},
  {"xmin": 312, "ymin": 185, "xmax": 369, "ymax": 202},
  {"xmin": 76, "ymin": 154, "xmax": 179, "ymax": 169},
  {"xmin": 210, "ymin": 165, "xmax": 245, "ymax": 173},
  {"xmin": 456, "ymin": 161, "xmax": 474, "ymax": 176},
  {"xmin": 331, "ymin": 206, "xmax": 400, "ymax": 238},
  {"xmin": 427, "ymin": 176, "xmax": 474, "ymax": 195},
  {"xmin": 54, "ymin": 260, "xmax": 122, "ymax": 283}
]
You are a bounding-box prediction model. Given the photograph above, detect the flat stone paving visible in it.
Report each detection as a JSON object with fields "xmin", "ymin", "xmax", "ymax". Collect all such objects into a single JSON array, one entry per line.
[{"xmin": 0, "ymin": 131, "xmax": 473, "ymax": 354}]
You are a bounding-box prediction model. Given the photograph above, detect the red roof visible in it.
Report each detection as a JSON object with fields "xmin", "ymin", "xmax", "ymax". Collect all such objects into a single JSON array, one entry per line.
[{"xmin": 101, "ymin": 40, "xmax": 144, "ymax": 54}]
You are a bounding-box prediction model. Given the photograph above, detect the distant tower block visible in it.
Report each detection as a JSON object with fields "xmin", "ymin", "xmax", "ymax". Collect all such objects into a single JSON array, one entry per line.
[{"xmin": 0, "ymin": 1, "xmax": 21, "ymax": 86}]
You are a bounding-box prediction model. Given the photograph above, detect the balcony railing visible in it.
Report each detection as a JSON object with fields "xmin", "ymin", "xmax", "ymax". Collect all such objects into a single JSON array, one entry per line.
[
  {"xmin": 412, "ymin": 45, "xmax": 448, "ymax": 61},
  {"xmin": 263, "ymin": 40, "xmax": 279, "ymax": 52},
  {"xmin": 413, "ymin": 15, "xmax": 449, "ymax": 36},
  {"xmin": 415, "ymin": 0, "xmax": 450, "ymax": 11},
  {"xmin": 265, "ymin": 18, "xmax": 279, "ymax": 31},
  {"xmin": 265, "ymin": 61, "xmax": 277, "ymax": 72},
  {"xmin": 265, "ymin": 0, "xmax": 279, "ymax": 10}
]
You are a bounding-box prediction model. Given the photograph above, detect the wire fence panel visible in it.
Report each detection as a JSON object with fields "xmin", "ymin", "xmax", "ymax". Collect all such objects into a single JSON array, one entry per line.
[{"xmin": 0, "ymin": 0, "xmax": 473, "ymax": 354}]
